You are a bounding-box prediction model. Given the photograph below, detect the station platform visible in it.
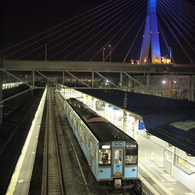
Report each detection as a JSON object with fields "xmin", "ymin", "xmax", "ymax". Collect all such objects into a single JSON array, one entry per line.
[
  {"xmin": 137, "ymin": 134, "xmax": 194, "ymax": 195},
  {"xmin": 6, "ymin": 89, "xmax": 47, "ymax": 195}
]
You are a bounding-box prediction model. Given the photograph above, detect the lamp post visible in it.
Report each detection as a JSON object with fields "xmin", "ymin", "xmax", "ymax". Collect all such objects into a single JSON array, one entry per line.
[
  {"xmin": 103, "ymin": 48, "xmax": 105, "ymax": 62},
  {"xmin": 108, "ymin": 45, "xmax": 111, "ymax": 62}
]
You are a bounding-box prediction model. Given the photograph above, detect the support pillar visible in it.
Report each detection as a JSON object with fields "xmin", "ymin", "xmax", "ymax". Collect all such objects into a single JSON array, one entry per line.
[
  {"xmin": 91, "ymin": 97, "xmax": 95, "ymax": 110},
  {"xmin": 134, "ymin": 118, "xmax": 139, "ymax": 140},
  {"xmin": 171, "ymin": 146, "xmax": 176, "ymax": 177},
  {"xmin": 63, "ymin": 71, "xmax": 66, "ymax": 97},
  {"xmin": 0, "ymin": 57, "xmax": 3, "ymax": 126},
  {"xmin": 190, "ymin": 76, "xmax": 195, "ymax": 101},
  {"xmin": 92, "ymin": 71, "xmax": 94, "ymax": 88},
  {"xmin": 31, "ymin": 70, "xmax": 35, "ymax": 95},
  {"xmin": 126, "ymin": 78, "xmax": 133, "ymax": 92},
  {"xmin": 144, "ymin": 73, "xmax": 150, "ymax": 94},
  {"xmin": 123, "ymin": 111, "xmax": 127, "ymax": 133}
]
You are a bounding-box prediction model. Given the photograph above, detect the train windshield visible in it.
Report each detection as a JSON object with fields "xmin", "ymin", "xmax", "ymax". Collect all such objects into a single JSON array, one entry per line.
[
  {"xmin": 125, "ymin": 143, "xmax": 138, "ymax": 165},
  {"xmin": 99, "ymin": 144, "xmax": 111, "ymax": 166}
]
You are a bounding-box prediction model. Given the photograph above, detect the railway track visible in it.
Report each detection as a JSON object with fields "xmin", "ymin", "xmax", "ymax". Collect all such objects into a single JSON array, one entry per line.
[
  {"xmin": 39, "ymin": 89, "xmax": 135, "ymax": 194},
  {"xmin": 42, "ymin": 89, "xmax": 65, "ymax": 195}
]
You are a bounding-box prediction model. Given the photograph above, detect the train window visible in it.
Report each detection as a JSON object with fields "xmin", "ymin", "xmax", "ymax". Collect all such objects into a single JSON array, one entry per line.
[
  {"xmin": 84, "ymin": 132, "xmax": 87, "ymax": 144},
  {"xmin": 114, "ymin": 150, "xmax": 122, "ymax": 165},
  {"xmin": 125, "ymin": 156, "xmax": 137, "ymax": 165},
  {"xmin": 77, "ymin": 125, "xmax": 80, "ymax": 134},
  {"xmin": 81, "ymin": 126, "xmax": 84, "ymax": 140},
  {"xmin": 125, "ymin": 144, "xmax": 138, "ymax": 165},
  {"xmin": 99, "ymin": 149, "xmax": 111, "ymax": 166},
  {"xmin": 70, "ymin": 111, "xmax": 73, "ymax": 121},
  {"xmin": 89, "ymin": 141, "xmax": 94, "ymax": 155},
  {"xmin": 73, "ymin": 118, "xmax": 77, "ymax": 128}
]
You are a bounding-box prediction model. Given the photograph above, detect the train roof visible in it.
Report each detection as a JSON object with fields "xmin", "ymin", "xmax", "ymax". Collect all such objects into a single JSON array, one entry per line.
[
  {"xmin": 67, "ymin": 98, "xmax": 136, "ymax": 143},
  {"xmin": 87, "ymin": 122, "xmax": 136, "ymax": 143}
]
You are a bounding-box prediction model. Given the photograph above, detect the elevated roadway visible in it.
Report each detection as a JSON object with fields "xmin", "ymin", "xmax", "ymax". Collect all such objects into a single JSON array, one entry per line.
[{"xmin": 2, "ymin": 60, "xmax": 195, "ymax": 72}]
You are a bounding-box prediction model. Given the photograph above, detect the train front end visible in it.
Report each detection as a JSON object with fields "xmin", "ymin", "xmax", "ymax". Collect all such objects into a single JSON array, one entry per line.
[{"xmin": 97, "ymin": 141, "xmax": 138, "ymax": 190}]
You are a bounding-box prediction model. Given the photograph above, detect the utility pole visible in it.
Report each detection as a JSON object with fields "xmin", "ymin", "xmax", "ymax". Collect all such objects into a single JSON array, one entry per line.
[
  {"xmin": 109, "ymin": 45, "xmax": 111, "ymax": 62},
  {"xmin": 102, "ymin": 48, "xmax": 105, "ymax": 62}
]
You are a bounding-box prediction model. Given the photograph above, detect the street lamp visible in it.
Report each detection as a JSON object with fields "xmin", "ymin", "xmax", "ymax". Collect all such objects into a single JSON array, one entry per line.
[
  {"xmin": 108, "ymin": 45, "xmax": 111, "ymax": 62},
  {"xmin": 103, "ymin": 48, "xmax": 105, "ymax": 62}
]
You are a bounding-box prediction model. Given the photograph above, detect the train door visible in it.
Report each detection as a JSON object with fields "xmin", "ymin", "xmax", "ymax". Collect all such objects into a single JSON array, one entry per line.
[
  {"xmin": 113, "ymin": 148, "xmax": 123, "ymax": 173},
  {"xmin": 113, "ymin": 148, "xmax": 123, "ymax": 189}
]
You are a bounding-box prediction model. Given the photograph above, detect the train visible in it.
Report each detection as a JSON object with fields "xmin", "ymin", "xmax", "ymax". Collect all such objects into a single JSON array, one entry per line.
[{"xmin": 64, "ymin": 97, "xmax": 138, "ymax": 190}]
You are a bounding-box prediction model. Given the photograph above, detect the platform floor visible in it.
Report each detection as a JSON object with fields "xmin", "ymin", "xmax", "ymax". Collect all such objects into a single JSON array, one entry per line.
[{"xmin": 137, "ymin": 134, "xmax": 194, "ymax": 195}]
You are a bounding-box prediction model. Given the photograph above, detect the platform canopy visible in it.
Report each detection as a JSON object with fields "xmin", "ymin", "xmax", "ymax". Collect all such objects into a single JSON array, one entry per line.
[{"xmin": 77, "ymin": 89, "xmax": 195, "ymax": 155}]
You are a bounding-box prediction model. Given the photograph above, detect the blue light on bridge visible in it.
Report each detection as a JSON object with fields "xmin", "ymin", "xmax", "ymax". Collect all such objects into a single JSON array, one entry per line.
[{"xmin": 149, "ymin": 0, "xmax": 156, "ymax": 7}]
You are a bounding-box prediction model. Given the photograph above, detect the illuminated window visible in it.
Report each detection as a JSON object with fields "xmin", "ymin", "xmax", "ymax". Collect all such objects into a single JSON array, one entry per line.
[
  {"xmin": 99, "ymin": 144, "xmax": 111, "ymax": 166},
  {"xmin": 125, "ymin": 144, "xmax": 137, "ymax": 165}
]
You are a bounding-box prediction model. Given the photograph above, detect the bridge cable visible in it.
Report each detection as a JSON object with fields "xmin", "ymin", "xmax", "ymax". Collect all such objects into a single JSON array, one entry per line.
[
  {"xmin": 157, "ymin": 0, "xmax": 195, "ymax": 64},
  {"xmin": 90, "ymin": 0, "xmax": 147, "ymax": 62},
  {"xmin": 28, "ymin": 0, "xmax": 124, "ymax": 60},
  {"xmin": 50, "ymin": 0, "xmax": 129, "ymax": 60},
  {"xmin": 0, "ymin": 0, "xmax": 114, "ymax": 59}
]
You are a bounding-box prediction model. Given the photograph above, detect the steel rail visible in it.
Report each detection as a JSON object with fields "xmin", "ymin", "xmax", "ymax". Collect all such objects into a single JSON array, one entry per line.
[{"xmin": 42, "ymin": 89, "xmax": 65, "ymax": 195}]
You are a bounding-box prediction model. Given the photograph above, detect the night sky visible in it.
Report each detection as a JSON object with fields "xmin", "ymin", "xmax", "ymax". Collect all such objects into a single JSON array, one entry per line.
[
  {"xmin": 0, "ymin": 1, "xmax": 107, "ymax": 49},
  {"xmin": 0, "ymin": 0, "xmax": 195, "ymax": 63}
]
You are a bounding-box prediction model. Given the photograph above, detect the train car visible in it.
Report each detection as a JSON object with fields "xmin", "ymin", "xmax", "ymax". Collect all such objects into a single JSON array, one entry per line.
[{"xmin": 64, "ymin": 98, "xmax": 138, "ymax": 190}]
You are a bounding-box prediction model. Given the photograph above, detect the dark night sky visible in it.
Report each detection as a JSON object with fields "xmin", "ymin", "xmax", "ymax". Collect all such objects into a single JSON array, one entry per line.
[
  {"xmin": 0, "ymin": 0, "xmax": 108, "ymax": 49},
  {"xmin": 0, "ymin": 0, "xmax": 195, "ymax": 63}
]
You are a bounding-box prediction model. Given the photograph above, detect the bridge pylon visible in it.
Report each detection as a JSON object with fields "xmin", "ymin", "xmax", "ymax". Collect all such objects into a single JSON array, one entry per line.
[{"xmin": 139, "ymin": 0, "xmax": 171, "ymax": 64}]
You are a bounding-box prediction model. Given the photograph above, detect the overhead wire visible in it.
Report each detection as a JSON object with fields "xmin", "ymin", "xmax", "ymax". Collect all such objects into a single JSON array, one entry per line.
[
  {"xmin": 32, "ymin": 0, "xmax": 124, "ymax": 60},
  {"xmin": 64, "ymin": 0, "xmax": 136, "ymax": 61}
]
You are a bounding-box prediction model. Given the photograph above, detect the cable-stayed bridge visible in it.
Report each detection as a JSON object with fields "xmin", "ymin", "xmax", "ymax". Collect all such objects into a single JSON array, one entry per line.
[
  {"xmin": 0, "ymin": 0, "xmax": 195, "ymax": 64},
  {"xmin": 0, "ymin": 0, "xmax": 194, "ymax": 95}
]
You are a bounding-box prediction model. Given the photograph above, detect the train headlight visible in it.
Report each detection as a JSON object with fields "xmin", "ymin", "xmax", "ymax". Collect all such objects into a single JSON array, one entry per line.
[
  {"xmin": 114, "ymin": 179, "xmax": 122, "ymax": 189},
  {"xmin": 102, "ymin": 145, "xmax": 110, "ymax": 149}
]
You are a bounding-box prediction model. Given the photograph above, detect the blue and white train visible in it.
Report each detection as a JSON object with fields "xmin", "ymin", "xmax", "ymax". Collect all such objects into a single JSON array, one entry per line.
[{"xmin": 64, "ymin": 98, "xmax": 138, "ymax": 190}]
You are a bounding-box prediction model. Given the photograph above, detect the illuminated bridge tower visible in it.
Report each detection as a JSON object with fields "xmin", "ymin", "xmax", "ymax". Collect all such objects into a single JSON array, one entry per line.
[{"xmin": 139, "ymin": 0, "xmax": 171, "ymax": 64}]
